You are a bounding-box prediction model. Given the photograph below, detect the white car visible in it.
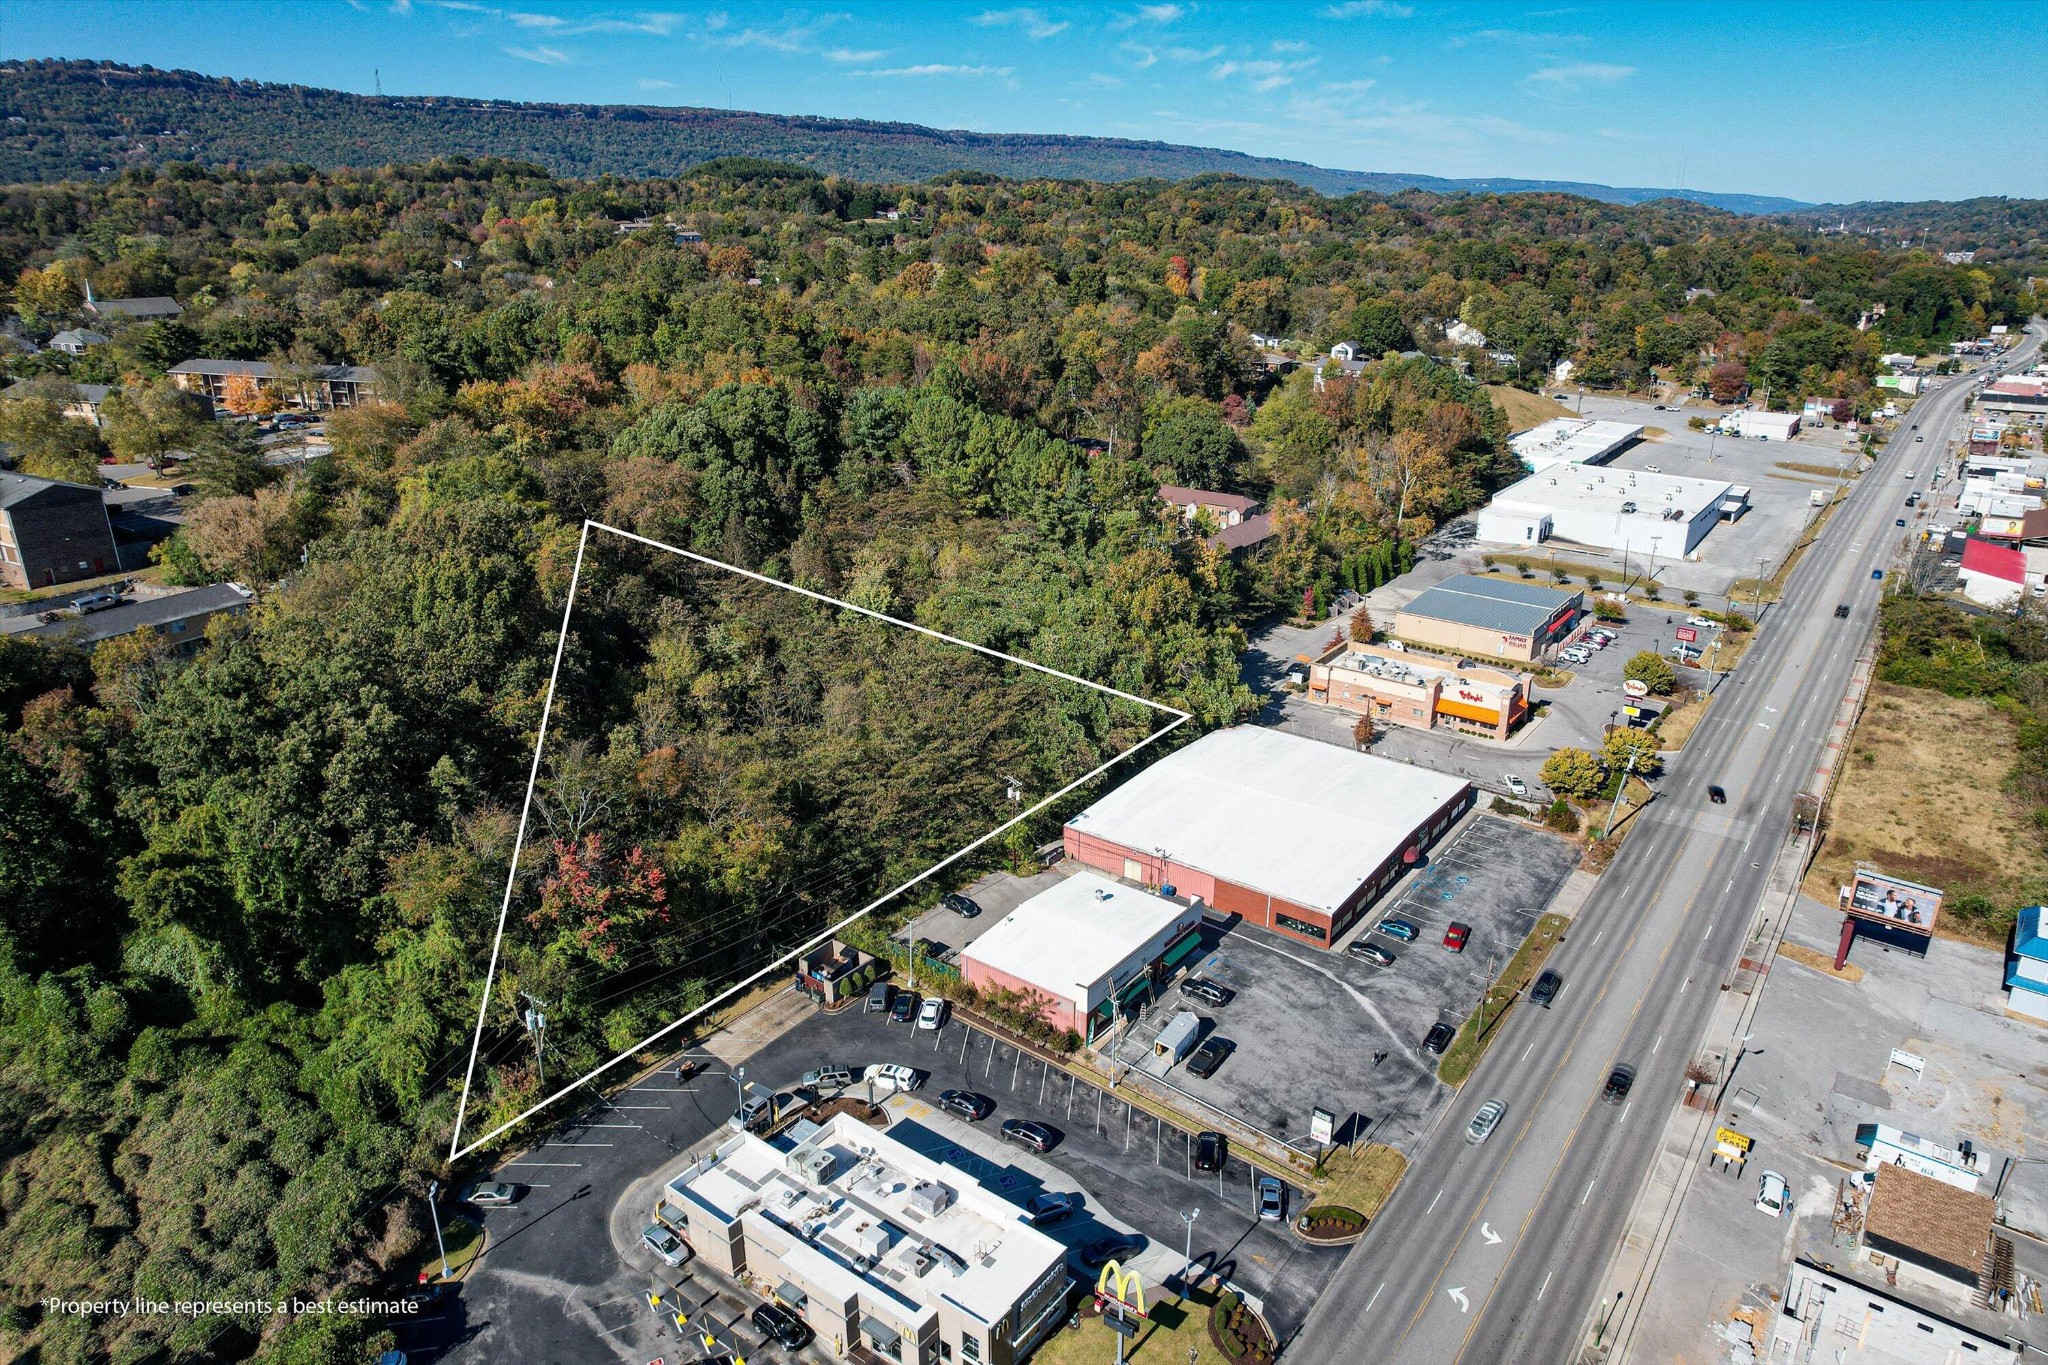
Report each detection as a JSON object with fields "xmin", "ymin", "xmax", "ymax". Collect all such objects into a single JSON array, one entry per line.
[
  {"xmin": 1503, "ymin": 775, "xmax": 1529, "ymax": 797},
  {"xmin": 1465, "ymin": 1098, "xmax": 1507, "ymax": 1145},
  {"xmin": 1755, "ymin": 1170, "xmax": 1789, "ymax": 1218},
  {"xmin": 1686, "ymin": 615, "xmax": 1715, "ymax": 629},
  {"xmin": 865, "ymin": 1063, "xmax": 924, "ymax": 1094},
  {"xmin": 1904, "ymin": 468, "xmax": 1916, "ymax": 478},
  {"xmin": 917, "ymin": 997, "xmax": 948, "ymax": 1031}
]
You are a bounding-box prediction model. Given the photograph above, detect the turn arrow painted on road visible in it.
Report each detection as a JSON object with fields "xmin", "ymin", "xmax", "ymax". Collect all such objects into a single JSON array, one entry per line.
[
  {"xmin": 1480, "ymin": 1224, "xmax": 1502, "ymax": 1245},
  {"xmin": 1448, "ymin": 1287, "xmax": 1469, "ymax": 1313}
]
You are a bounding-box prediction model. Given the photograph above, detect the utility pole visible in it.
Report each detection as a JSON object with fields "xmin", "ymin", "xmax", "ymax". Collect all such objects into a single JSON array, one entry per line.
[
  {"xmin": 1600, "ymin": 749, "xmax": 1639, "ymax": 841},
  {"xmin": 518, "ymin": 992, "xmax": 547, "ymax": 1086},
  {"xmin": 426, "ymin": 1179, "xmax": 450, "ymax": 1282}
]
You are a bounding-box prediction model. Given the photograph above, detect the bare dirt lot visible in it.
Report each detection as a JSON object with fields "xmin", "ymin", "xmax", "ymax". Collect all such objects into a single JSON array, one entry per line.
[{"xmin": 1804, "ymin": 680, "xmax": 2048, "ymax": 943}]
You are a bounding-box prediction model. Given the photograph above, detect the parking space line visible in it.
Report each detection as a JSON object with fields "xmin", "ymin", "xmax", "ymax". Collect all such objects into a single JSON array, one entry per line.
[
  {"xmin": 545, "ymin": 1142, "xmax": 614, "ymax": 1148},
  {"xmin": 609, "ymin": 1105, "xmax": 669, "ymax": 1111},
  {"xmin": 505, "ymin": 1160, "xmax": 582, "ymax": 1166}
]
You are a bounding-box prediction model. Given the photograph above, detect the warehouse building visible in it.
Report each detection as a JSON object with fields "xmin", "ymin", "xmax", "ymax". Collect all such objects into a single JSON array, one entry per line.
[
  {"xmin": 1725, "ymin": 409, "xmax": 1802, "ymax": 440},
  {"xmin": 1474, "ymin": 466, "xmax": 1745, "ymax": 558},
  {"xmin": 1391, "ymin": 573, "xmax": 1584, "ymax": 664},
  {"xmin": 1306, "ymin": 640, "xmax": 1532, "ymax": 739},
  {"xmin": 959, "ymin": 872, "xmax": 1205, "ymax": 1042},
  {"xmin": 1063, "ymin": 727, "xmax": 1473, "ymax": 948},
  {"xmin": 654, "ymin": 1113, "xmax": 1071, "ymax": 1365},
  {"xmin": 1508, "ymin": 417, "xmax": 1644, "ymax": 473}
]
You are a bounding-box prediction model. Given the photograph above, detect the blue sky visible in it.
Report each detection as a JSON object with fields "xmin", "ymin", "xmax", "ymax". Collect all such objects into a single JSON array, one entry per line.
[{"xmin": 6, "ymin": 1, "xmax": 2043, "ymax": 203}]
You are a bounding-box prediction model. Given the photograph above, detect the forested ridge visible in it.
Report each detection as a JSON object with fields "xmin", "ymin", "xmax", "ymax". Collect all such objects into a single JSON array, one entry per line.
[
  {"xmin": 0, "ymin": 151, "xmax": 2037, "ymax": 1362},
  {"xmin": 0, "ymin": 58, "xmax": 1821, "ymax": 213}
]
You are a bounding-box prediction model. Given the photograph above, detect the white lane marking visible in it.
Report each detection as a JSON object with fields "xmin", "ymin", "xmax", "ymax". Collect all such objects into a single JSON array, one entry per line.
[
  {"xmin": 609, "ymin": 1105, "xmax": 669, "ymax": 1111},
  {"xmin": 1481, "ymin": 1223, "xmax": 1502, "ymax": 1245},
  {"xmin": 1448, "ymin": 1287, "xmax": 1470, "ymax": 1313},
  {"xmin": 1427, "ymin": 1188, "xmax": 1444, "ymax": 1215},
  {"xmin": 1621, "ymin": 1100, "xmax": 1633, "ymax": 1122},
  {"xmin": 1582, "ymin": 1180, "xmax": 1596, "ymax": 1206},
  {"xmin": 1593, "ymin": 929, "xmax": 1605, "ymax": 947},
  {"xmin": 505, "ymin": 1161, "xmax": 583, "ymax": 1167},
  {"xmin": 1680, "ymin": 976, "xmax": 1689, "ymax": 994},
  {"xmin": 1366, "ymin": 1283, "xmax": 1384, "ymax": 1313},
  {"xmin": 1651, "ymin": 1034, "xmax": 1663, "ymax": 1055},
  {"xmin": 1538, "ymin": 1271, "xmax": 1554, "ymax": 1301},
  {"xmin": 1724, "ymin": 876, "xmax": 1734, "ymax": 891},
  {"xmin": 1522, "ymin": 1040, "xmax": 1536, "ymax": 1061}
]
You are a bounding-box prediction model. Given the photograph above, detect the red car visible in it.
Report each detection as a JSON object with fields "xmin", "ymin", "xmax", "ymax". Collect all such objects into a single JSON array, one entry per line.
[{"xmin": 1442, "ymin": 922, "xmax": 1471, "ymax": 953}]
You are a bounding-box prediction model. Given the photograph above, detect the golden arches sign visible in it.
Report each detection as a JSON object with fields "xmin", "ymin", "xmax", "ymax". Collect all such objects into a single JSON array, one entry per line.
[{"xmin": 1096, "ymin": 1260, "xmax": 1146, "ymax": 1317}]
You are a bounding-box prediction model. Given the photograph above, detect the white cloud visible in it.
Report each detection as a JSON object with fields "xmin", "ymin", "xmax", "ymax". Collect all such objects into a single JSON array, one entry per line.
[
  {"xmin": 1322, "ymin": 0, "xmax": 1414, "ymax": 17},
  {"xmin": 972, "ymin": 7, "xmax": 1069, "ymax": 39},
  {"xmin": 1109, "ymin": 3, "xmax": 1183, "ymax": 30},
  {"xmin": 1120, "ymin": 41, "xmax": 1158, "ymax": 69},
  {"xmin": 504, "ymin": 43, "xmax": 571, "ymax": 64},
  {"xmin": 826, "ymin": 47, "xmax": 887, "ymax": 63},
  {"xmin": 847, "ymin": 63, "xmax": 1012, "ymax": 79},
  {"xmin": 1166, "ymin": 44, "xmax": 1226, "ymax": 62},
  {"xmin": 1210, "ymin": 56, "xmax": 1318, "ymax": 92},
  {"xmin": 1451, "ymin": 27, "xmax": 1586, "ymax": 48},
  {"xmin": 1525, "ymin": 61, "xmax": 1635, "ymax": 91},
  {"xmin": 428, "ymin": 2, "xmax": 688, "ymax": 38},
  {"xmin": 638, "ymin": 77, "xmax": 678, "ymax": 89},
  {"xmin": 1271, "ymin": 39, "xmax": 1310, "ymax": 53}
]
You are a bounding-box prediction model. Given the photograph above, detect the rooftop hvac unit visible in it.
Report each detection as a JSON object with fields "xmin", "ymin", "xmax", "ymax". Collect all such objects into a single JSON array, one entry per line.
[
  {"xmin": 852, "ymin": 1221, "xmax": 891, "ymax": 1261},
  {"xmin": 907, "ymin": 1181, "xmax": 955, "ymax": 1217},
  {"xmin": 788, "ymin": 1147, "xmax": 836, "ymax": 1185}
]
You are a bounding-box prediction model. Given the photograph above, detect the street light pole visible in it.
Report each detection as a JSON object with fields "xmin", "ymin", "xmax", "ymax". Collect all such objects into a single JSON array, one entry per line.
[
  {"xmin": 426, "ymin": 1179, "xmax": 450, "ymax": 1282},
  {"xmin": 1180, "ymin": 1207, "xmax": 1200, "ymax": 1281}
]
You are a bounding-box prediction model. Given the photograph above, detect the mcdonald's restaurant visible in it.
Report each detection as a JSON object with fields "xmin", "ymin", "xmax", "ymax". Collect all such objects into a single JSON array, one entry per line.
[{"xmin": 654, "ymin": 1111, "xmax": 1072, "ymax": 1365}]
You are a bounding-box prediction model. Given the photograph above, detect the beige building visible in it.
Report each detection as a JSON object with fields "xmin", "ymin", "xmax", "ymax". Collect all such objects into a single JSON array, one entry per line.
[
  {"xmin": 1306, "ymin": 642, "xmax": 1532, "ymax": 740},
  {"xmin": 655, "ymin": 1112, "xmax": 1071, "ymax": 1365},
  {"xmin": 1391, "ymin": 574, "xmax": 1584, "ymax": 665}
]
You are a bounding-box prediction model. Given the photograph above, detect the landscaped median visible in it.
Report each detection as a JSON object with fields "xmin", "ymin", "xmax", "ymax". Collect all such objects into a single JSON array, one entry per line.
[
  {"xmin": 1030, "ymin": 1281, "xmax": 1256, "ymax": 1365},
  {"xmin": 1436, "ymin": 913, "xmax": 1571, "ymax": 1087}
]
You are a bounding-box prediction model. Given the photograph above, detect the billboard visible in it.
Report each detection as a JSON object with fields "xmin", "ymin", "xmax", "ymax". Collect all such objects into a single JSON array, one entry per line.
[{"xmin": 1841, "ymin": 868, "xmax": 1942, "ymax": 933}]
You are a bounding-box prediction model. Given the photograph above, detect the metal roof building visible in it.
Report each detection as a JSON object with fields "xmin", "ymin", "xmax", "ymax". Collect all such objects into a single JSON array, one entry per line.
[
  {"xmin": 1393, "ymin": 574, "xmax": 1585, "ymax": 663},
  {"xmin": 1063, "ymin": 727, "xmax": 1473, "ymax": 948}
]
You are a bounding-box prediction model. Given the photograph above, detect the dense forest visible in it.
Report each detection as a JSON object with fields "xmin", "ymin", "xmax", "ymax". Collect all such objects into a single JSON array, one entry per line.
[
  {"xmin": 0, "ymin": 151, "xmax": 2037, "ymax": 1362},
  {"xmin": 0, "ymin": 58, "xmax": 1814, "ymax": 213}
]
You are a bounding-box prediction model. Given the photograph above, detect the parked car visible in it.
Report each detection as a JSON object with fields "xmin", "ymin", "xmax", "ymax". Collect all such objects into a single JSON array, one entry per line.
[
  {"xmin": 866, "ymin": 981, "xmax": 895, "ymax": 1014},
  {"xmin": 1178, "ymin": 976, "xmax": 1232, "ymax": 1007},
  {"xmin": 1465, "ymin": 1098, "xmax": 1507, "ymax": 1144},
  {"xmin": 1422, "ymin": 1021, "xmax": 1455, "ymax": 1055},
  {"xmin": 917, "ymin": 997, "xmax": 948, "ymax": 1031},
  {"xmin": 1348, "ymin": 939, "xmax": 1396, "ymax": 967},
  {"xmin": 1686, "ymin": 615, "xmax": 1715, "ymax": 628},
  {"xmin": 1504, "ymin": 775, "xmax": 1529, "ymax": 797},
  {"xmin": 802, "ymin": 1063, "xmax": 856, "ymax": 1091},
  {"xmin": 1442, "ymin": 922, "xmax": 1471, "ymax": 953},
  {"xmin": 729, "ymin": 1094, "xmax": 774, "ymax": 1132},
  {"xmin": 1643, "ymin": 464, "xmax": 1663, "ymax": 473},
  {"xmin": 752, "ymin": 1302, "xmax": 813, "ymax": 1350},
  {"xmin": 1755, "ymin": 1170, "xmax": 1790, "ymax": 1218},
  {"xmin": 1185, "ymin": 1037, "xmax": 1234, "ymax": 1079},
  {"xmin": 1531, "ymin": 970, "xmax": 1563, "ymax": 1007},
  {"xmin": 938, "ymin": 1089, "xmax": 994, "ymax": 1121},
  {"xmin": 460, "ymin": 1181, "xmax": 521, "ymax": 1208},
  {"xmin": 890, "ymin": 991, "xmax": 920, "ymax": 1024},
  {"xmin": 1603, "ymin": 1065, "xmax": 1635, "ymax": 1104},
  {"xmin": 1376, "ymin": 917, "xmax": 1419, "ymax": 942},
  {"xmin": 1193, "ymin": 1131, "xmax": 1228, "ymax": 1172},
  {"xmin": 865, "ymin": 1063, "xmax": 923, "ymax": 1093},
  {"xmin": 1020, "ymin": 1189, "xmax": 1078, "ymax": 1225},
  {"xmin": 1075, "ymin": 1232, "xmax": 1147, "ymax": 1270},
  {"xmin": 1256, "ymin": 1176, "xmax": 1286, "ymax": 1221},
  {"xmin": 1001, "ymin": 1119, "xmax": 1060, "ymax": 1154},
  {"xmin": 942, "ymin": 892, "xmax": 982, "ymax": 918},
  {"xmin": 642, "ymin": 1223, "xmax": 689, "ymax": 1266},
  {"xmin": 69, "ymin": 591, "xmax": 123, "ymax": 614}
]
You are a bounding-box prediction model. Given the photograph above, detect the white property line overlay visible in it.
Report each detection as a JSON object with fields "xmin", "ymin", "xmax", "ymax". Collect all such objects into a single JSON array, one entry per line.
[{"xmin": 449, "ymin": 519, "xmax": 1193, "ymax": 1159}]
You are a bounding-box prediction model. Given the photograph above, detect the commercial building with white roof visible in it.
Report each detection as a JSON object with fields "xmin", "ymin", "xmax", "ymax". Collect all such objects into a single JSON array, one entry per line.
[
  {"xmin": 960, "ymin": 872, "xmax": 1205, "ymax": 1041},
  {"xmin": 1475, "ymin": 464, "xmax": 1746, "ymax": 558},
  {"xmin": 1508, "ymin": 417, "xmax": 1644, "ymax": 473},
  {"xmin": 654, "ymin": 1111, "xmax": 1072, "ymax": 1365},
  {"xmin": 1062, "ymin": 727, "xmax": 1473, "ymax": 949}
]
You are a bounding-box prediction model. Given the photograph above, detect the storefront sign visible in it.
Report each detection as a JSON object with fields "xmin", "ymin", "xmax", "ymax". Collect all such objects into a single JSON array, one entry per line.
[{"xmin": 1310, "ymin": 1107, "xmax": 1336, "ymax": 1144}]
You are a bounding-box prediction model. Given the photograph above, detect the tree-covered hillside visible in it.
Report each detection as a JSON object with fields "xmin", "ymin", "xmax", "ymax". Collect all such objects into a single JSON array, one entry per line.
[
  {"xmin": 0, "ymin": 58, "xmax": 1815, "ymax": 212},
  {"xmin": 0, "ymin": 154, "xmax": 2036, "ymax": 1362}
]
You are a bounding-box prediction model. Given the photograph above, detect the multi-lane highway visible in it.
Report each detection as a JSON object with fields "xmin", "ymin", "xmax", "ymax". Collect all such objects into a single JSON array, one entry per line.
[{"xmin": 1290, "ymin": 323, "xmax": 2046, "ymax": 1365}]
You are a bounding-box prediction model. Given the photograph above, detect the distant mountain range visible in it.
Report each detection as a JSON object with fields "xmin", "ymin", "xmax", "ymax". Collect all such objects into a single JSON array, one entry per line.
[{"xmin": 0, "ymin": 59, "xmax": 1822, "ymax": 213}]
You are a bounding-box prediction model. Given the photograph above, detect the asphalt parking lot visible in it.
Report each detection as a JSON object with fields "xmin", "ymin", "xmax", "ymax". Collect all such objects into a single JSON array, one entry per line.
[
  {"xmin": 898, "ymin": 867, "xmax": 1065, "ymax": 959},
  {"xmin": 1118, "ymin": 814, "xmax": 1579, "ymax": 1154}
]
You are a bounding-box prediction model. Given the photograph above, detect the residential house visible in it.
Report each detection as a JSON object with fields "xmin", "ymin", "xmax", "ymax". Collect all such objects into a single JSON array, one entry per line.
[
  {"xmin": 167, "ymin": 359, "xmax": 380, "ymax": 410},
  {"xmin": 83, "ymin": 294, "xmax": 183, "ymax": 323},
  {"xmin": 1443, "ymin": 320, "xmax": 1486, "ymax": 349},
  {"xmin": 1208, "ymin": 512, "xmax": 1274, "ymax": 554},
  {"xmin": 48, "ymin": 328, "xmax": 110, "ymax": 356},
  {"xmin": 1159, "ymin": 485, "xmax": 1259, "ymax": 529},
  {"xmin": 0, "ymin": 471, "xmax": 119, "ymax": 590},
  {"xmin": 1313, "ymin": 341, "xmax": 1371, "ymax": 391}
]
